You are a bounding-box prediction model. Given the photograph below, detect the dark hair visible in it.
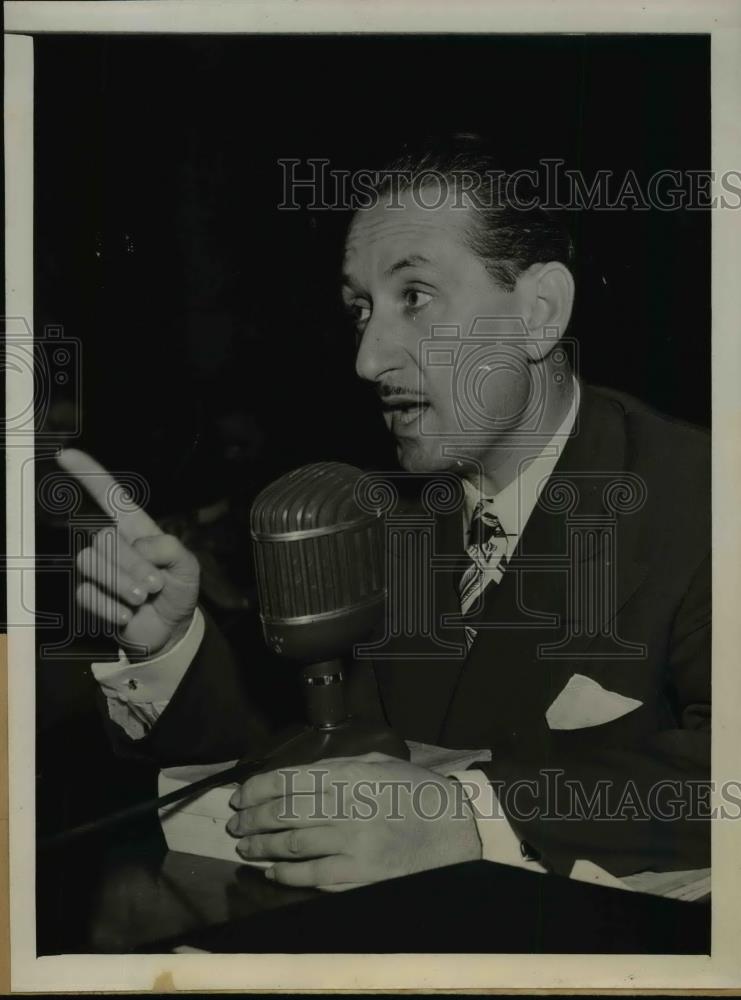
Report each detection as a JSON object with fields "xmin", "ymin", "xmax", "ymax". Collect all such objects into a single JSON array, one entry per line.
[{"xmin": 370, "ymin": 133, "xmax": 574, "ymax": 292}]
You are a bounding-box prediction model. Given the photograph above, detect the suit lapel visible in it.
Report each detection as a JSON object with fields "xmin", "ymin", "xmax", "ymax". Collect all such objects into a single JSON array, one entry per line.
[
  {"xmin": 370, "ymin": 500, "xmax": 472, "ymax": 743},
  {"xmin": 440, "ymin": 383, "xmax": 649, "ymax": 749},
  {"xmin": 371, "ymin": 383, "xmax": 650, "ymax": 747}
]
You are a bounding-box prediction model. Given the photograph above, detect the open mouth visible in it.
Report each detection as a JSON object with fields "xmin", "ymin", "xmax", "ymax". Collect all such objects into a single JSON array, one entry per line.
[{"xmin": 381, "ymin": 398, "xmax": 430, "ymax": 431}]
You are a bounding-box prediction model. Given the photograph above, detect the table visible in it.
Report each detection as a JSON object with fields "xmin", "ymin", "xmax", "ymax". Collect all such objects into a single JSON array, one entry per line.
[{"xmin": 37, "ymin": 829, "xmax": 710, "ymax": 955}]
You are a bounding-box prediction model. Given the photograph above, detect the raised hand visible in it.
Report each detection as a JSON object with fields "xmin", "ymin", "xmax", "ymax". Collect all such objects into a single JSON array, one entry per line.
[{"xmin": 57, "ymin": 449, "xmax": 200, "ymax": 658}]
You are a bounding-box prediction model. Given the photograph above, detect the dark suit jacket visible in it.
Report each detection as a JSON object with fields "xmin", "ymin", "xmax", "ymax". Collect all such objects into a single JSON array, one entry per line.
[{"xmin": 107, "ymin": 383, "xmax": 710, "ymax": 879}]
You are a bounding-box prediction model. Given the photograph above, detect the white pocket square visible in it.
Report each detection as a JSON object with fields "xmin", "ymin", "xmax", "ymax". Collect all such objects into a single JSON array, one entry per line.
[{"xmin": 546, "ymin": 673, "xmax": 643, "ymax": 731}]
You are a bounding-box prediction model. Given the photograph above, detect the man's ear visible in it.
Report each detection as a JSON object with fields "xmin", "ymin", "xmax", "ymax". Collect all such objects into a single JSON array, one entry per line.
[{"xmin": 518, "ymin": 262, "xmax": 575, "ymax": 363}]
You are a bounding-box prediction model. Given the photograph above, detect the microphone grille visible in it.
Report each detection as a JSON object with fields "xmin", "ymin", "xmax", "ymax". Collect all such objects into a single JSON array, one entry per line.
[
  {"xmin": 250, "ymin": 463, "xmax": 385, "ymax": 625},
  {"xmin": 251, "ymin": 462, "xmax": 369, "ymax": 535}
]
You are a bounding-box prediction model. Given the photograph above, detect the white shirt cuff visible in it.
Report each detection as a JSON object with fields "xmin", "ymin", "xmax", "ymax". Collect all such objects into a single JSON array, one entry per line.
[
  {"xmin": 451, "ymin": 769, "xmax": 548, "ymax": 874},
  {"xmin": 92, "ymin": 607, "xmax": 205, "ymax": 740},
  {"xmin": 452, "ymin": 769, "xmax": 641, "ymax": 892}
]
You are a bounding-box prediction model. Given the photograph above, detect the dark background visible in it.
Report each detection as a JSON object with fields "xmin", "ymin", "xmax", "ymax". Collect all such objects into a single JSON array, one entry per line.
[
  {"xmin": 35, "ymin": 33, "xmax": 711, "ymax": 499},
  {"xmin": 32, "ymin": 33, "xmax": 710, "ymax": 951}
]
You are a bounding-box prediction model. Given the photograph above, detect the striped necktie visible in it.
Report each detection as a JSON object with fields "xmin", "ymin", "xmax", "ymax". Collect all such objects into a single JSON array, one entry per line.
[{"xmin": 457, "ymin": 499, "xmax": 513, "ymax": 651}]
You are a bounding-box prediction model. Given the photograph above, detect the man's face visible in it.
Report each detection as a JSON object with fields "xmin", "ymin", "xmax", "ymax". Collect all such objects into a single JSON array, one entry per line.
[{"xmin": 342, "ymin": 185, "xmax": 534, "ymax": 474}]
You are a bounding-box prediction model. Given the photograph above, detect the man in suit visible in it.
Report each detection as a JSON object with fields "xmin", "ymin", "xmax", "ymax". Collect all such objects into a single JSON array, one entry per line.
[{"xmin": 62, "ymin": 137, "xmax": 710, "ymax": 889}]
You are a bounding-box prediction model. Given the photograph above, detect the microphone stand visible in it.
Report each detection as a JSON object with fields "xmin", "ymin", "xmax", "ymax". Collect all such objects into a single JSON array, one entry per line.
[{"xmin": 253, "ymin": 659, "xmax": 410, "ymax": 769}]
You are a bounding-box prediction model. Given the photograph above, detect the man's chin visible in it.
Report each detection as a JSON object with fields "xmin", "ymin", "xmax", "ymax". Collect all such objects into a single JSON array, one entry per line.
[{"xmin": 395, "ymin": 437, "xmax": 459, "ymax": 475}]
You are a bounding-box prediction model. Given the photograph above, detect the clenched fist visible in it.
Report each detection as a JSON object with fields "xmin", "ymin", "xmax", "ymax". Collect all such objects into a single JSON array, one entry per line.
[{"xmin": 57, "ymin": 449, "xmax": 200, "ymax": 658}]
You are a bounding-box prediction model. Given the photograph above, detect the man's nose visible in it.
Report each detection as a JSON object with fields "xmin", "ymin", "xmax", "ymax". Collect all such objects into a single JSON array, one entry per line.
[{"xmin": 355, "ymin": 316, "xmax": 405, "ymax": 383}]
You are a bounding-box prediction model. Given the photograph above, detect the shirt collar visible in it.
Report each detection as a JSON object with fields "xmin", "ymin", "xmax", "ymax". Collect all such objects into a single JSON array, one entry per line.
[{"xmin": 461, "ymin": 377, "xmax": 581, "ymax": 543}]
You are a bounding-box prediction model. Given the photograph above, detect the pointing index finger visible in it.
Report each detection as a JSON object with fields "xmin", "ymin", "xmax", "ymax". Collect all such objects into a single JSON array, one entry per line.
[{"xmin": 56, "ymin": 448, "xmax": 162, "ymax": 543}]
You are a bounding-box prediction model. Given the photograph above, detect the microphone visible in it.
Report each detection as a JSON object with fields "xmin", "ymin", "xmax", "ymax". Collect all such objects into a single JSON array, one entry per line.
[
  {"xmin": 40, "ymin": 462, "xmax": 408, "ymax": 852},
  {"xmin": 250, "ymin": 462, "xmax": 409, "ymax": 763},
  {"xmin": 251, "ymin": 461, "xmax": 386, "ymax": 665}
]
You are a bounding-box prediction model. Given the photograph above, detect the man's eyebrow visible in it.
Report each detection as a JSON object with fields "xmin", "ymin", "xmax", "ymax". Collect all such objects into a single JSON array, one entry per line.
[
  {"xmin": 340, "ymin": 272, "xmax": 363, "ymax": 293},
  {"xmin": 341, "ymin": 253, "xmax": 434, "ymax": 290},
  {"xmin": 384, "ymin": 254, "xmax": 433, "ymax": 277}
]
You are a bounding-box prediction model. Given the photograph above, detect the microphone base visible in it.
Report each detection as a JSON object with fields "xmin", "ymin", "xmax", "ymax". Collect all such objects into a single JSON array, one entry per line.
[{"xmin": 243, "ymin": 719, "xmax": 410, "ymax": 774}]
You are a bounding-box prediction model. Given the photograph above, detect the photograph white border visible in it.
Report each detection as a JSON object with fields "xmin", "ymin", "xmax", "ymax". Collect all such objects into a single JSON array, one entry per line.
[{"xmin": 5, "ymin": 0, "xmax": 741, "ymax": 991}]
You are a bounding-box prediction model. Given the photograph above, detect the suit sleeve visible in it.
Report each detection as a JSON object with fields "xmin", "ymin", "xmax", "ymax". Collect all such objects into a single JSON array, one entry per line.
[
  {"xmin": 97, "ymin": 606, "xmax": 289, "ymax": 768},
  {"xmin": 476, "ymin": 552, "xmax": 711, "ymax": 878}
]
